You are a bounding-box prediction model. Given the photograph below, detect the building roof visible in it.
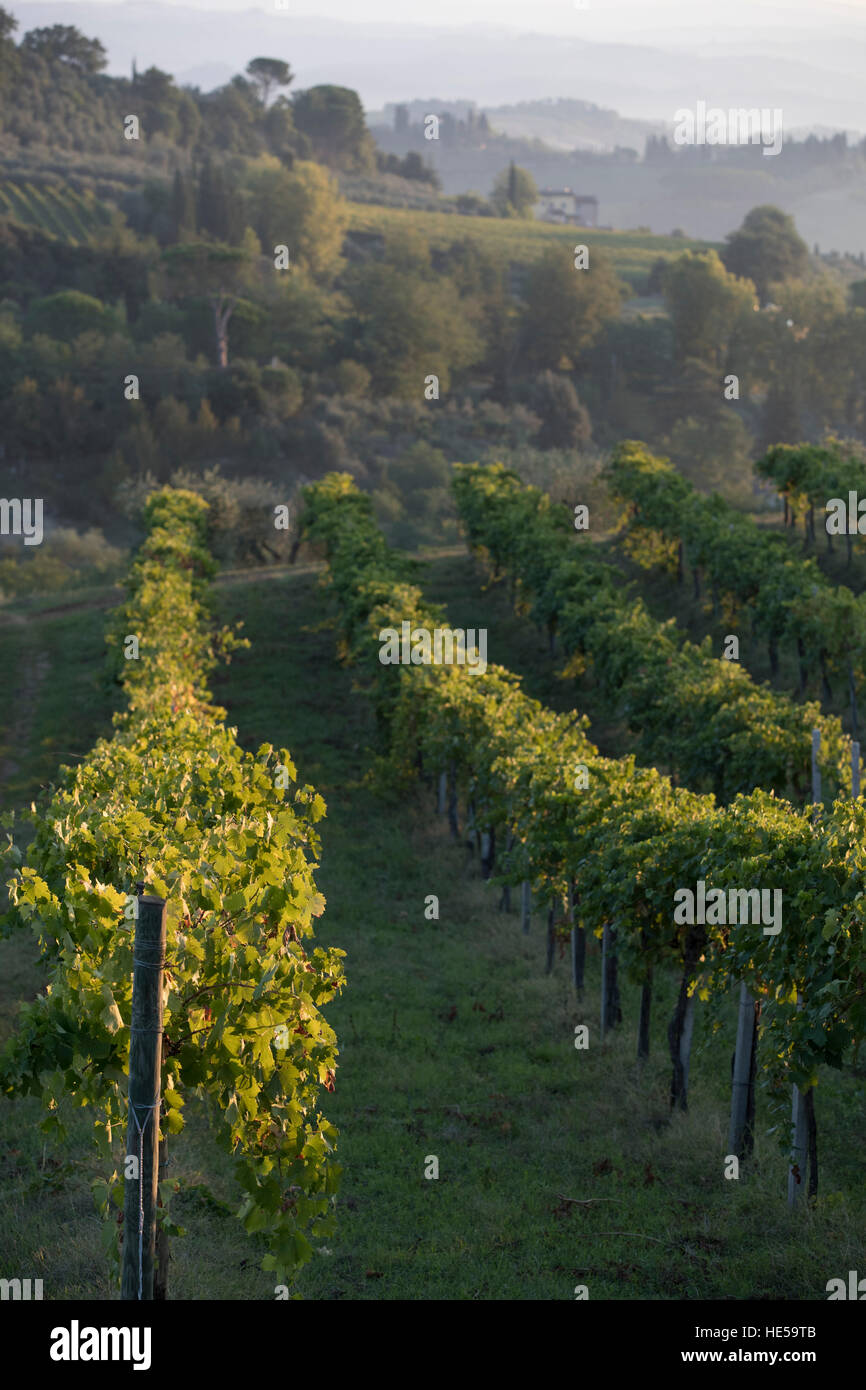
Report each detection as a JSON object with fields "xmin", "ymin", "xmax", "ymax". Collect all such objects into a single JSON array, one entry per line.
[{"xmin": 538, "ymin": 188, "xmax": 598, "ymax": 203}]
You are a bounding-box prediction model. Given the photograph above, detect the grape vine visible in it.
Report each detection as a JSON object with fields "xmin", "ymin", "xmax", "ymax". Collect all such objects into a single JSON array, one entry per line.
[
  {"xmin": 603, "ymin": 441, "xmax": 866, "ymax": 736},
  {"xmin": 299, "ymin": 472, "xmax": 865, "ymax": 1153},
  {"xmin": 0, "ymin": 487, "xmax": 345, "ymax": 1289},
  {"xmin": 452, "ymin": 459, "xmax": 856, "ymax": 806}
]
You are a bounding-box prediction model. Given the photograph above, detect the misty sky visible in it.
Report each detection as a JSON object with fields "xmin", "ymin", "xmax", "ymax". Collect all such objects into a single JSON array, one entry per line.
[
  {"xmin": 31, "ymin": 0, "xmax": 866, "ymax": 37},
  {"xmin": 12, "ymin": 0, "xmax": 866, "ymax": 130}
]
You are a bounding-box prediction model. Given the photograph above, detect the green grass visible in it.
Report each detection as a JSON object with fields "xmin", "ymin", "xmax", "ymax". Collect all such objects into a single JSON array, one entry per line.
[
  {"xmin": 346, "ymin": 202, "xmax": 714, "ymax": 288},
  {"xmin": 421, "ymin": 550, "xmax": 629, "ymax": 756},
  {"xmin": 0, "ymin": 563, "xmax": 863, "ymax": 1299},
  {"xmin": 0, "ymin": 596, "xmax": 122, "ymax": 807}
]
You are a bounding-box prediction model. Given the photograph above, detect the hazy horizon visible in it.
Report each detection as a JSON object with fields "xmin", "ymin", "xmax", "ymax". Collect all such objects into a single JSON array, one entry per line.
[
  {"xmin": 11, "ymin": 0, "xmax": 865, "ymax": 35},
  {"xmin": 5, "ymin": 1, "xmax": 866, "ymax": 129}
]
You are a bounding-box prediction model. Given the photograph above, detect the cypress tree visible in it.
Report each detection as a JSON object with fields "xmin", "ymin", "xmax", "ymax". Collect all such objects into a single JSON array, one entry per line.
[
  {"xmin": 196, "ymin": 155, "xmax": 217, "ymax": 236},
  {"xmin": 172, "ymin": 169, "xmax": 195, "ymax": 240},
  {"xmin": 197, "ymin": 158, "xmax": 243, "ymax": 244}
]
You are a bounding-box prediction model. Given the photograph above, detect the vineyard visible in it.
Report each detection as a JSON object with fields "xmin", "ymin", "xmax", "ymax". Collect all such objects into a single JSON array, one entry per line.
[
  {"xmin": 0, "ymin": 178, "xmax": 113, "ymax": 243},
  {"xmin": 604, "ymin": 441, "xmax": 866, "ymax": 734},
  {"xmin": 452, "ymin": 457, "xmax": 856, "ymax": 804},
  {"xmin": 0, "ymin": 492, "xmax": 344, "ymax": 1292},
  {"xmin": 300, "ymin": 470, "xmax": 865, "ymax": 1141},
  {"xmin": 345, "ymin": 202, "xmax": 713, "ymax": 291},
  {"xmin": 0, "ymin": 473, "xmax": 864, "ymax": 1302},
  {"xmin": 3, "ymin": 0, "xmax": 866, "ymax": 1334}
]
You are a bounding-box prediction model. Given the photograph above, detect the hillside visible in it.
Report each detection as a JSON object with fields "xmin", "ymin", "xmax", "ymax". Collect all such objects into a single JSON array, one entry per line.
[
  {"xmin": 0, "ymin": 177, "xmax": 112, "ymax": 241},
  {"xmin": 344, "ymin": 202, "xmax": 712, "ymax": 290},
  {"xmin": 1, "ymin": 0, "xmax": 865, "ymax": 1345},
  {"xmin": 373, "ymin": 120, "xmax": 866, "ymax": 251}
]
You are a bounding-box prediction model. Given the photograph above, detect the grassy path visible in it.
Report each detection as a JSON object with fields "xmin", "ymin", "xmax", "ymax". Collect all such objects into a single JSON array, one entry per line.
[
  {"xmin": 211, "ymin": 568, "xmax": 865, "ymax": 1300},
  {"xmin": 0, "ymin": 614, "xmax": 49, "ymax": 793}
]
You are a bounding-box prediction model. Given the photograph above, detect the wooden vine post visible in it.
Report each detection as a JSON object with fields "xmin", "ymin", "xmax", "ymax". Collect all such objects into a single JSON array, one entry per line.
[
  {"xmin": 545, "ymin": 901, "xmax": 556, "ymax": 973},
  {"xmin": 728, "ymin": 981, "xmax": 757, "ymax": 1158},
  {"xmin": 465, "ymin": 796, "xmax": 477, "ymax": 855},
  {"xmin": 521, "ymin": 880, "xmax": 531, "ymax": 934},
  {"xmin": 499, "ymin": 829, "xmax": 514, "ymax": 912},
  {"xmin": 787, "ymin": 1024, "xmax": 809, "ymax": 1207},
  {"xmin": 601, "ymin": 922, "xmax": 621, "ymax": 1039},
  {"xmin": 480, "ymin": 827, "xmax": 495, "ymax": 880},
  {"xmin": 637, "ymin": 972, "xmax": 653, "ymax": 1064},
  {"xmin": 570, "ymin": 881, "xmax": 585, "ymax": 998},
  {"xmin": 447, "ymin": 762, "xmax": 459, "ymax": 840},
  {"xmin": 121, "ymin": 892, "xmax": 167, "ymax": 1301},
  {"xmin": 678, "ymin": 993, "xmax": 695, "ymax": 1098},
  {"xmin": 788, "ymin": 731, "xmax": 820, "ymax": 1206}
]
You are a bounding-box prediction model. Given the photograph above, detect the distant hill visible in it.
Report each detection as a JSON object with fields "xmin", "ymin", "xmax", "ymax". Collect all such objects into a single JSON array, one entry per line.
[
  {"xmin": 371, "ymin": 112, "xmax": 866, "ymax": 252},
  {"xmin": 367, "ymin": 97, "xmax": 659, "ymax": 156},
  {"xmin": 6, "ymin": 3, "xmax": 866, "ymax": 129},
  {"xmin": 174, "ymin": 63, "xmax": 235, "ymax": 93},
  {"xmin": 3, "ymin": 3, "xmax": 866, "ymax": 250},
  {"xmin": 479, "ymin": 100, "xmax": 658, "ymax": 155}
]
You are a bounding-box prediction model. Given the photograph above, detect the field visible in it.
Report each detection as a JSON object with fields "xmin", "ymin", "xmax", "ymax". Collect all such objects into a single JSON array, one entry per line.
[
  {"xmin": 0, "ymin": 166, "xmax": 717, "ymax": 290},
  {"xmin": 0, "ymin": 178, "xmax": 113, "ymax": 243},
  {"xmin": 346, "ymin": 201, "xmax": 716, "ymax": 288},
  {"xmin": 0, "ymin": 165, "xmax": 712, "ymax": 289},
  {"xmin": 0, "ymin": 554, "xmax": 862, "ymax": 1300}
]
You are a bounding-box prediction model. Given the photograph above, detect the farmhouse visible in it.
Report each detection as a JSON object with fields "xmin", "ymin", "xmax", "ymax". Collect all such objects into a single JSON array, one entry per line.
[{"xmin": 533, "ymin": 188, "xmax": 598, "ymax": 227}]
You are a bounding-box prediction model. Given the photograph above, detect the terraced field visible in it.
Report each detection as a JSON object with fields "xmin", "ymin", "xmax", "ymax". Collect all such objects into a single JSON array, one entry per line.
[
  {"xmin": 0, "ymin": 179, "xmax": 113, "ymax": 243},
  {"xmin": 346, "ymin": 201, "xmax": 715, "ymax": 288}
]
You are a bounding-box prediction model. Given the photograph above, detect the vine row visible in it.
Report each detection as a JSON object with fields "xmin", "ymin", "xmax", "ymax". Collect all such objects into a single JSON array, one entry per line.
[
  {"xmin": 300, "ymin": 471, "xmax": 866, "ymax": 1171},
  {"xmin": 1, "ymin": 487, "xmax": 345, "ymax": 1288},
  {"xmin": 604, "ymin": 441, "xmax": 866, "ymax": 735},
  {"xmin": 452, "ymin": 457, "xmax": 856, "ymax": 807}
]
